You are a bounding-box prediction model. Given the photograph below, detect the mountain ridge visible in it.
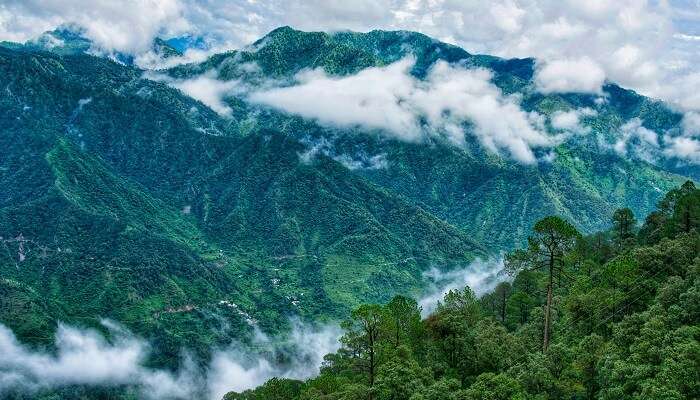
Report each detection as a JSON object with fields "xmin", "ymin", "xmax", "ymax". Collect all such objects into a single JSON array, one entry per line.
[
  {"xmin": 0, "ymin": 26, "xmax": 696, "ymax": 368},
  {"xmin": 159, "ymin": 26, "xmax": 693, "ymax": 248},
  {"xmin": 0, "ymin": 37, "xmax": 486, "ymax": 360}
]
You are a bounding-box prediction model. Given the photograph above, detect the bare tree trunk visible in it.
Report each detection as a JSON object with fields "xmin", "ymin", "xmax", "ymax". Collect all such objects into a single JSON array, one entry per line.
[
  {"xmin": 500, "ymin": 289, "xmax": 506, "ymax": 322},
  {"xmin": 543, "ymin": 256, "xmax": 554, "ymax": 352},
  {"xmin": 543, "ymin": 281, "xmax": 552, "ymax": 351},
  {"xmin": 368, "ymin": 332, "xmax": 375, "ymax": 400}
]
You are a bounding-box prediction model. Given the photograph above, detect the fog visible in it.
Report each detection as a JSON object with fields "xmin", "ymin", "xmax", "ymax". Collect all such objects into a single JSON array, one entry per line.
[
  {"xmin": 0, "ymin": 321, "xmax": 197, "ymax": 399},
  {"xmin": 250, "ymin": 58, "xmax": 555, "ymax": 164},
  {"xmin": 418, "ymin": 258, "xmax": 506, "ymax": 317},
  {"xmin": 0, "ymin": 319, "xmax": 341, "ymax": 400},
  {"xmin": 0, "ymin": 260, "xmax": 504, "ymax": 398},
  {"xmin": 206, "ymin": 320, "xmax": 341, "ymax": 399}
]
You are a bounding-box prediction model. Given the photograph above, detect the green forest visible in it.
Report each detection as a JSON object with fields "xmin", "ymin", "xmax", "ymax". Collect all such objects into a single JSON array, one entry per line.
[
  {"xmin": 225, "ymin": 181, "xmax": 700, "ymax": 400},
  {"xmin": 2, "ymin": 26, "xmax": 700, "ymax": 400}
]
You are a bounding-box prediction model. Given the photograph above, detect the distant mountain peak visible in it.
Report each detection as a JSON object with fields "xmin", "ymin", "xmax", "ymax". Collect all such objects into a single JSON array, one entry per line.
[
  {"xmin": 27, "ymin": 24, "xmax": 92, "ymax": 55},
  {"xmin": 153, "ymin": 37, "xmax": 183, "ymax": 58},
  {"xmin": 14, "ymin": 25, "xmax": 184, "ymax": 64}
]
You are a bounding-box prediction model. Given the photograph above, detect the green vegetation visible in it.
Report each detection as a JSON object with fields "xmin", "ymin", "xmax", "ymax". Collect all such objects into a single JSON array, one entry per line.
[
  {"xmin": 167, "ymin": 26, "xmax": 693, "ymax": 250},
  {"xmin": 226, "ymin": 181, "xmax": 700, "ymax": 400},
  {"xmin": 0, "ymin": 38, "xmax": 483, "ymax": 361},
  {"xmin": 0, "ymin": 26, "xmax": 698, "ymax": 399}
]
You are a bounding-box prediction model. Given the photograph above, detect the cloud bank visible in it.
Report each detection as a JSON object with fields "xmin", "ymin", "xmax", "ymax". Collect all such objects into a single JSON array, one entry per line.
[
  {"xmin": 145, "ymin": 70, "xmax": 242, "ymax": 116},
  {"xmin": 613, "ymin": 118, "xmax": 661, "ymax": 163},
  {"xmin": 250, "ymin": 58, "xmax": 556, "ymax": 163},
  {"xmin": 601, "ymin": 114, "xmax": 700, "ymax": 166},
  {"xmin": 535, "ymin": 57, "xmax": 606, "ymax": 94},
  {"xmin": 0, "ymin": 319, "xmax": 341, "ymax": 400},
  {"xmin": 0, "ymin": 0, "xmax": 189, "ymax": 54},
  {"xmin": 2, "ymin": 1, "xmax": 698, "ymax": 113},
  {"xmin": 0, "ymin": 258, "xmax": 509, "ymax": 398},
  {"xmin": 0, "ymin": 321, "xmax": 196, "ymax": 399},
  {"xmin": 550, "ymin": 107, "xmax": 597, "ymax": 133},
  {"xmin": 664, "ymin": 111, "xmax": 700, "ymax": 164},
  {"xmin": 206, "ymin": 320, "xmax": 341, "ymax": 399},
  {"xmin": 418, "ymin": 258, "xmax": 505, "ymax": 317}
]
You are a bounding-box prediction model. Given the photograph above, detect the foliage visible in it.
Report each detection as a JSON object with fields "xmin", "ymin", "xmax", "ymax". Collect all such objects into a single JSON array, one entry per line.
[
  {"xmin": 226, "ymin": 181, "xmax": 699, "ymax": 400},
  {"xmin": 1, "ymin": 26, "xmax": 698, "ymax": 399}
]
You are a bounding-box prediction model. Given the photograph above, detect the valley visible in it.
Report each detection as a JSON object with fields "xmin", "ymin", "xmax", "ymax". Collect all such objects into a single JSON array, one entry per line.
[{"xmin": 0, "ymin": 24, "xmax": 698, "ymax": 399}]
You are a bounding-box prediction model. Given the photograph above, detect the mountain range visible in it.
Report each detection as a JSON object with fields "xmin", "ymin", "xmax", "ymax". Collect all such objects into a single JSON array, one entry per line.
[{"xmin": 0, "ymin": 26, "xmax": 696, "ymax": 362}]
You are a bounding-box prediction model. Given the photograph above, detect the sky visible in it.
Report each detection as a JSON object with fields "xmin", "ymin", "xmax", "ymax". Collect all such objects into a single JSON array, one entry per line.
[{"xmin": 1, "ymin": 0, "xmax": 699, "ymax": 112}]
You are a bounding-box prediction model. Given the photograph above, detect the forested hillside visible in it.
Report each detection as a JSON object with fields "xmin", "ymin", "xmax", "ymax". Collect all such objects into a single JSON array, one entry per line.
[
  {"xmin": 166, "ymin": 26, "xmax": 693, "ymax": 249},
  {"xmin": 0, "ymin": 42, "xmax": 484, "ymax": 359},
  {"xmin": 226, "ymin": 181, "xmax": 700, "ymax": 400},
  {"xmin": 0, "ymin": 26, "xmax": 698, "ymax": 399}
]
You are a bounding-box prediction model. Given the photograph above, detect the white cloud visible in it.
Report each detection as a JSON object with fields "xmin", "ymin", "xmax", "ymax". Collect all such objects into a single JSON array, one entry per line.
[
  {"xmin": 663, "ymin": 136, "xmax": 700, "ymax": 164},
  {"xmin": 251, "ymin": 58, "xmax": 556, "ymax": 163},
  {"xmin": 535, "ymin": 57, "xmax": 606, "ymax": 94},
  {"xmin": 0, "ymin": 319, "xmax": 342, "ymax": 400},
  {"xmin": 0, "ymin": 321, "xmax": 195, "ymax": 399},
  {"xmin": 206, "ymin": 319, "xmax": 341, "ymax": 400},
  {"xmin": 0, "ymin": 0, "xmax": 189, "ymax": 54},
  {"xmin": 418, "ymin": 258, "xmax": 505, "ymax": 317},
  {"xmin": 298, "ymin": 138, "xmax": 389, "ymax": 170},
  {"xmin": 550, "ymin": 107, "xmax": 596, "ymax": 133},
  {"xmin": 171, "ymin": 74, "xmax": 239, "ymax": 116},
  {"xmin": 252, "ymin": 59, "xmax": 421, "ymax": 141},
  {"xmin": 682, "ymin": 111, "xmax": 700, "ymax": 137},
  {"xmin": 613, "ymin": 118, "xmax": 661, "ymax": 163},
  {"xmin": 146, "ymin": 70, "xmax": 241, "ymax": 116},
  {"xmin": 596, "ymin": 113, "xmax": 700, "ymax": 165},
  {"xmin": 489, "ymin": 1, "xmax": 526, "ymax": 34},
  {"xmin": 551, "ymin": 110, "xmax": 580, "ymax": 130},
  {"xmin": 2, "ymin": 1, "xmax": 698, "ymax": 111},
  {"xmin": 134, "ymin": 46, "xmax": 219, "ymax": 69},
  {"xmin": 333, "ymin": 153, "xmax": 388, "ymax": 170},
  {"xmin": 661, "ymin": 111, "xmax": 700, "ymax": 164}
]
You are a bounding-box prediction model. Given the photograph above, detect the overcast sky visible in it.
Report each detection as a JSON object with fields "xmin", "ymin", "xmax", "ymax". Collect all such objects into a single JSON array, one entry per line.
[{"xmin": 1, "ymin": 0, "xmax": 699, "ymax": 111}]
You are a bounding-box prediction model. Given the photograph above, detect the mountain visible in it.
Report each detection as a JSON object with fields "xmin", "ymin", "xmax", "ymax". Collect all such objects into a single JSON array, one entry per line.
[
  {"xmin": 2, "ymin": 25, "xmax": 183, "ymax": 62},
  {"xmin": 0, "ymin": 26, "xmax": 696, "ymax": 368},
  {"xmin": 166, "ymin": 26, "xmax": 694, "ymax": 249},
  {"xmin": 223, "ymin": 183, "xmax": 700, "ymax": 400},
  {"xmin": 0, "ymin": 39, "xmax": 483, "ymax": 361}
]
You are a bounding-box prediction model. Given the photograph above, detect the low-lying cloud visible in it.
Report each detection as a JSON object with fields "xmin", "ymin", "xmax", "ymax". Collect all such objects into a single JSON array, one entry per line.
[
  {"xmin": 550, "ymin": 107, "xmax": 597, "ymax": 133},
  {"xmin": 534, "ymin": 57, "xmax": 606, "ymax": 94},
  {"xmin": 1, "ymin": 259, "xmax": 510, "ymax": 398},
  {"xmin": 603, "ymin": 115, "xmax": 700, "ymax": 166},
  {"xmin": 663, "ymin": 111, "xmax": 700, "ymax": 164},
  {"xmin": 207, "ymin": 320, "xmax": 341, "ymax": 399},
  {"xmin": 3, "ymin": 1, "xmax": 699, "ymax": 114},
  {"xmin": 0, "ymin": 321, "xmax": 197, "ymax": 399},
  {"xmin": 147, "ymin": 56, "xmax": 697, "ymax": 168},
  {"xmin": 0, "ymin": 319, "xmax": 341, "ymax": 400},
  {"xmin": 418, "ymin": 258, "xmax": 505, "ymax": 317},
  {"xmin": 146, "ymin": 70, "xmax": 242, "ymax": 116},
  {"xmin": 298, "ymin": 137, "xmax": 389, "ymax": 170},
  {"xmin": 613, "ymin": 117, "xmax": 661, "ymax": 164},
  {"xmin": 250, "ymin": 58, "xmax": 556, "ymax": 164},
  {"xmin": 664, "ymin": 136, "xmax": 700, "ymax": 164}
]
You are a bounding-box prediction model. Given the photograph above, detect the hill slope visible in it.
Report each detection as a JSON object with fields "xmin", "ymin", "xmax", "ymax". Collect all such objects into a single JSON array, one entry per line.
[
  {"xmin": 0, "ymin": 43, "xmax": 484, "ymax": 359},
  {"xmin": 166, "ymin": 27, "xmax": 692, "ymax": 249},
  {"xmin": 0, "ymin": 26, "xmax": 696, "ymax": 362}
]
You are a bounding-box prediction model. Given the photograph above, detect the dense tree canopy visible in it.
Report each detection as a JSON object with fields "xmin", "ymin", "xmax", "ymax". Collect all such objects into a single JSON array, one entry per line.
[{"xmin": 226, "ymin": 181, "xmax": 700, "ymax": 400}]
